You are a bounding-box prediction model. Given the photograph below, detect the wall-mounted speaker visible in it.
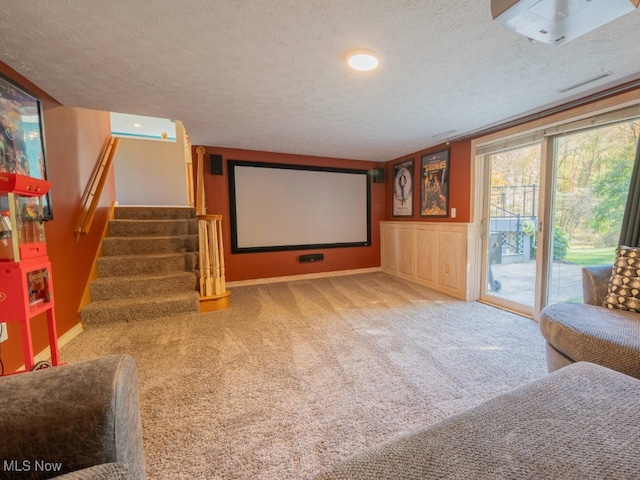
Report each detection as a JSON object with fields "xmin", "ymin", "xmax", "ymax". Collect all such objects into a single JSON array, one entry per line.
[
  {"xmin": 209, "ymin": 154, "xmax": 223, "ymax": 175},
  {"xmin": 371, "ymin": 167, "xmax": 385, "ymax": 183}
]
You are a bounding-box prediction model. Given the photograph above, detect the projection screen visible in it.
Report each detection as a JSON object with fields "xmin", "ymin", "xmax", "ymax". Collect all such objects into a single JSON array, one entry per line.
[{"xmin": 228, "ymin": 160, "xmax": 371, "ymax": 253}]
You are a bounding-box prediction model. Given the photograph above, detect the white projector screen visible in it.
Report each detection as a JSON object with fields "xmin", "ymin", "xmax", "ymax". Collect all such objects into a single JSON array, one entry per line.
[{"xmin": 228, "ymin": 161, "xmax": 371, "ymax": 253}]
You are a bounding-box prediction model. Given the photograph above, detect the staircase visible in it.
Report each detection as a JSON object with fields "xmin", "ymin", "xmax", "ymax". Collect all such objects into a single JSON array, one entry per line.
[{"xmin": 80, "ymin": 206, "xmax": 200, "ymax": 326}]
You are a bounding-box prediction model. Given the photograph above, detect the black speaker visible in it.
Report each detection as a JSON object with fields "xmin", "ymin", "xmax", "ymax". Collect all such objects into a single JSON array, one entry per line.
[
  {"xmin": 299, "ymin": 253, "xmax": 324, "ymax": 263},
  {"xmin": 209, "ymin": 154, "xmax": 223, "ymax": 175},
  {"xmin": 371, "ymin": 167, "xmax": 385, "ymax": 183}
]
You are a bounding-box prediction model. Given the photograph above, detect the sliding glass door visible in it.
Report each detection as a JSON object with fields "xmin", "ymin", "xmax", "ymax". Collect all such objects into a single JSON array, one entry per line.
[
  {"xmin": 480, "ymin": 143, "xmax": 542, "ymax": 314},
  {"xmin": 549, "ymin": 119, "xmax": 640, "ymax": 304},
  {"xmin": 479, "ymin": 110, "xmax": 640, "ymax": 317}
]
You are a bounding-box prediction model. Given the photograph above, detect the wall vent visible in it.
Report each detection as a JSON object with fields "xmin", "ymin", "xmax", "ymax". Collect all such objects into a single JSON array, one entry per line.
[{"xmin": 433, "ymin": 129, "xmax": 457, "ymax": 138}]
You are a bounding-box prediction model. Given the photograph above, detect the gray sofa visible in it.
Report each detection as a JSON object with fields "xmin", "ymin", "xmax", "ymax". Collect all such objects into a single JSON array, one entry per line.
[
  {"xmin": 0, "ymin": 354, "xmax": 146, "ymax": 480},
  {"xmin": 314, "ymin": 362, "xmax": 640, "ymax": 479},
  {"xmin": 539, "ymin": 264, "xmax": 640, "ymax": 378}
]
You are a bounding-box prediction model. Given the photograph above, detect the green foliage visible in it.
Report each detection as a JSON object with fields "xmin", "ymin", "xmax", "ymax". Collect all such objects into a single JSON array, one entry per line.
[
  {"xmin": 590, "ymin": 157, "xmax": 632, "ymax": 240},
  {"xmin": 528, "ymin": 226, "xmax": 569, "ymax": 261},
  {"xmin": 552, "ymin": 226, "xmax": 569, "ymax": 261},
  {"xmin": 552, "ymin": 122, "xmax": 638, "ymax": 246}
]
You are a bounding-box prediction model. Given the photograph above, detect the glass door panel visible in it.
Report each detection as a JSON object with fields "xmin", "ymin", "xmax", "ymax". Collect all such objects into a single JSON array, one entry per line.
[
  {"xmin": 549, "ymin": 119, "xmax": 640, "ymax": 303},
  {"xmin": 482, "ymin": 144, "xmax": 541, "ymax": 312}
]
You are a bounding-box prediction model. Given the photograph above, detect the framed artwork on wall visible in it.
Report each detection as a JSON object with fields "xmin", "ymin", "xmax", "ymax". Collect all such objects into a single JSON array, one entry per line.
[
  {"xmin": 0, "ymin": 74, "xmax": 52, "ymax": 219},
  {"xmin": 420, "ymin": 148, "xmax": 449, "ymax": 218},
  {"xmin": 392, "ymin": 158, "xmax": 413, "ymax": 217}
]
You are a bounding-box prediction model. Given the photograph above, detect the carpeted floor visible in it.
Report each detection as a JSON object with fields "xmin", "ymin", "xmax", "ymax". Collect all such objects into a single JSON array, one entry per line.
[{"xmin": 60, "ymin": 272, "xmax": 548, "ymax": 480}]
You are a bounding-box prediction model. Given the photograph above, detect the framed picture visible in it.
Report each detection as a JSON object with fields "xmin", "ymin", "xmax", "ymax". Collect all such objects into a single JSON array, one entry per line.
[
  {"xmin": 393, "ymin": 158, "xmax": 413, "ymax": 217},
  {"xmin": 420, "ymin": 149, "xmax": 449, "ymax": 217},
  {"xmin": 0, "ymin": 74, "xmax": 52, "ymax": 220}
]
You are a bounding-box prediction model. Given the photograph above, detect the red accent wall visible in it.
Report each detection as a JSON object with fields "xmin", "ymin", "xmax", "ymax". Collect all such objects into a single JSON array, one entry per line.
[
  {"xmin": 197, "ymin": 147, "xmax": 385, "ymax": 282},
  {"xmin": 385, "ymin": 141, "xmax": 472, "ymax": 223},
  {"xmin": 0, "ymin": 62, "xmax": 114, "ymax": 373}
]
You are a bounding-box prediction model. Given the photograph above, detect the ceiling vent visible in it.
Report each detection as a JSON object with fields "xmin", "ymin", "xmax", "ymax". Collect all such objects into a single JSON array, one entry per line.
[
  {"xmin": 492, "ymin": 0, "xmax": 639, "ymax": 46},
  {"xmin": 557, "ymin": 71, "xmax": 613, "ymax": 93}
]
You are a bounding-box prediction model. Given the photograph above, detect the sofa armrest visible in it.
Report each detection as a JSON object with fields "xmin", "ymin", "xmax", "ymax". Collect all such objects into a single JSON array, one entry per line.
[
  {"xmin": 53, "ymin": 463, "xmax": 129, "ymax": 480},
  {"xmin": 582, "ymin": 265, "xmax": 612, "ymax": 306},
  {"xmin": 0, "ymin": 354, "xmax": 146, "ymax": 480}
]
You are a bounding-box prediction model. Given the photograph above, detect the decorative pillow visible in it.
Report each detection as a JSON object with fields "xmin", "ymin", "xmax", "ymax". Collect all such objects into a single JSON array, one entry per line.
[{"xmin": 603, "ymin": 245, "xmax": 640, "ymax": 312}]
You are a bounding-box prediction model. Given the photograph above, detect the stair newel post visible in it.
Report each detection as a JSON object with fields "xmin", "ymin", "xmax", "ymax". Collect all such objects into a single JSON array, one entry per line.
[
  {"xmin": 217, "ymin": 216, "xmax": 226, "ymax": 293},
  {"xmin": 195, "ymin": 147, "xmax": 206, "ymax": 215},
  {"xmin": 193, "ymin": 147, "xmax": 231, "ymax": 311},
  {"xmin": 195, "ymin": 147, "xmax": 214, "ymax": 297}
]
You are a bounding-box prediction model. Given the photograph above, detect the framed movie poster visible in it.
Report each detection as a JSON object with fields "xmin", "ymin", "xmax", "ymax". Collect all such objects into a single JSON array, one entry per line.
[
  {"xmin": 0, "ymin": 74, "xmax": 52, "ymax": 220},
  {"xmin": 393, "ymin": 158, "xmax": 413, "ymax": 217},
  {"xmin": 420, "ymin": 149, "xmax": 449, "ymax": 217}
]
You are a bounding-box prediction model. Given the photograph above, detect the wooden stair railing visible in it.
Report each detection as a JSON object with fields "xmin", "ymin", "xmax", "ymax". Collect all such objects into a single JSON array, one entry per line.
[
  {"xmin": 197, "ymin": 214, "xmax": 227, "ymax": 296},
  {"xmin": 75, "ymin": 136, "xmax": 120, "ymax": 240},
  {"xmin": 195, "ymin": 146, "xmax": 230, "ymax": 311}
]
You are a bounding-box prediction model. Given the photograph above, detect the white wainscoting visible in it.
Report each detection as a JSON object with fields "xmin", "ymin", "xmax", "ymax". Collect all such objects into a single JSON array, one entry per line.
[{"xmin": 380, "ymin": 222, "xmax": 478, "ymax": 301}]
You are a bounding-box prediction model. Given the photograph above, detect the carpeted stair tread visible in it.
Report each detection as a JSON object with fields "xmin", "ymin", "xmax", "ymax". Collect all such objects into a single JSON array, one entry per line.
[
  {"xmin": 81, "ymin": 292, "xmax": 200, "ymax": 326},
  {"xmin": 97, "ymin": 252, "xmax": 197, "ymax": 277},
  {"xmin": 84, "ymin": 205, "xmax": 202, "ymax": 326},
  {"xmin": 114, "ymin": 206, "xmax": 196, "ymax": 220},
  {"xmin": 102, "ymin": 235, "xmax": 198, "ymax": 256},
  {"xmin": 109, "ymin": 218, "xmax": 197, "ymax": 237},
  {"xmin": 90, "ymin": 272, "xmax": 197, "ymax": 301}
]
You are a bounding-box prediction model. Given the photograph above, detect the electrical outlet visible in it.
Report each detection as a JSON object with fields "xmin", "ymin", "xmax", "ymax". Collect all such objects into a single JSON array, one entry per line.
[{"xmin": 0, "ymin": 322, "xmax": 7, "ymax": 343}]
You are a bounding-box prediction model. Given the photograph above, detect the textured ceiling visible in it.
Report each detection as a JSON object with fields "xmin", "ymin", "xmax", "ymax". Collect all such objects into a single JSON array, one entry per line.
[{"xmin": 1, "ymin": 1, "xmax": 639, "ymax": 162}]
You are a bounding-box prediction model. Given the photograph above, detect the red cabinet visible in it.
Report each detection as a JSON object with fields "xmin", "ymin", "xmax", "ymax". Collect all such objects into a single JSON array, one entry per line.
[{"xmin": 0, "ymin": 173, "xmax": 60, "ymax": 373}]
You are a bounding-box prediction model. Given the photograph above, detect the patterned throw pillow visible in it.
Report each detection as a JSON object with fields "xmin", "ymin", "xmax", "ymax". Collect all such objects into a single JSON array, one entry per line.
[{"xmin": 603, "ymin": 245, "xmax": 640, "ymax": 312}]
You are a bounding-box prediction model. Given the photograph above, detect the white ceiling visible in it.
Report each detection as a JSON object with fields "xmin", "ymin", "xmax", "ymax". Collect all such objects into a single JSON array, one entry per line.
[{"xmin": 1, "ymin": 1, "xmax": 639, "ymax": 162}]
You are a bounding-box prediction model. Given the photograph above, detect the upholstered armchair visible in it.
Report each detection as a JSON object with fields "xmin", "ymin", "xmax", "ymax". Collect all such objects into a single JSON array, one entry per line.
[
  {"xmin": 0, "ymin": 354, "xmax": 146, "ymax": 480},
  {"xmin": 581, "ymin": 264, "xmax": 614, "ymax": 306},
  {"xmin": 539, "ymin": 265, "xmax": 640, "ymax": 378}
]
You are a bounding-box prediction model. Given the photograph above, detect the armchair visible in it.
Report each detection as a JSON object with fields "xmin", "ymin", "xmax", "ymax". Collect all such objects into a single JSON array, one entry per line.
[
  {"xmin": 0, "ymin": 354, "xmax": 146, "ymax": 480},
  {"xmin": 539, "ymin": 265, "xmax": 640, "ymax": 378}
]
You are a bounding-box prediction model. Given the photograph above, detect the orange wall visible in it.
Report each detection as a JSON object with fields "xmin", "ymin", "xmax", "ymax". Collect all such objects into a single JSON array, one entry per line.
[
  {"xmin": 384, "ymin": 141, "xmax": 472, "ymax": 222},
  {"xmin": 196, "ymin": 147, "xmax": 386, "ymax": 282},
  {"xmin": 0, "ymin": 62, "xmax": 114, "ymax": 373}
]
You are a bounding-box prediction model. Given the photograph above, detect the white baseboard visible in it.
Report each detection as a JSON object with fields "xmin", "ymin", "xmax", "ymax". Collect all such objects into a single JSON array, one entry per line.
[
  {"xmin": 226, "ymin": 267, "xmax": 382, "ymax": 288},
  {"xmin": 17, "ymin": 322, "xmax": 85, "ymax": 370}
]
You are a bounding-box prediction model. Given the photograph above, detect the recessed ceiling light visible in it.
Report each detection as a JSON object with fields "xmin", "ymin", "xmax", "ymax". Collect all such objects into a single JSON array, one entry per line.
[
  {"xmin": 346, "ymin": 50, "xmax": 379, "ymax": 72},
  {"xmin": 133, "ymin": 123, "xmax": 142, "ymax": 127}
]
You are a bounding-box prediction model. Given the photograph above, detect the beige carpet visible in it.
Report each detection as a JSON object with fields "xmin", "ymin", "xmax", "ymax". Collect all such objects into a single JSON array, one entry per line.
[{"xmin": 60, "ymin": 272, "xmax": 548, "ymax": 479}]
